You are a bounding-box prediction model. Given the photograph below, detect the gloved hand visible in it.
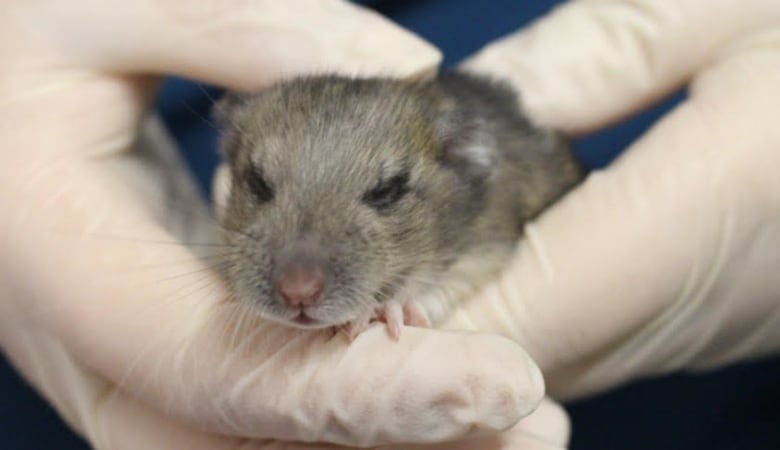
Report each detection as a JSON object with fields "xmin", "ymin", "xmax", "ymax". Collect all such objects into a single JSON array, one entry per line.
[
  {"xmin": 0, "ymin": 1, "xmax": 560, "ymax": 449},
  {"xmin": 455, "ymin": 0, "xmax": 780, "ymax": 399}
]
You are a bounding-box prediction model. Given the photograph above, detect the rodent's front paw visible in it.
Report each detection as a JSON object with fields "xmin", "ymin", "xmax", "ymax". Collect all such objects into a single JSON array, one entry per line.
[
  {"xmin": 375, "ymin": 299, "xmax": 432, "ymax": 340},
  {"xmin": 339, "ymin": 308, "xmax": 374, "ymax": 341},
  {"xmin": 339, "ymin": 299, "xmax": 432, "ymax": 341}
]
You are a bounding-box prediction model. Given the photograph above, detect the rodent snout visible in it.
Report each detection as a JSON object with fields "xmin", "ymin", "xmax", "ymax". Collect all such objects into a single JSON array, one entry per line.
[{"xmin": 273, "ymin": 248, "xmax": 326, "ymax": 308}]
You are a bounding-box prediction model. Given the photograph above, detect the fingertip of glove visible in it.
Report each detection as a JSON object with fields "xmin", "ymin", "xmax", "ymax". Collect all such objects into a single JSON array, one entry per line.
[
  {"xmin": 463, "ymin": 332, "xmax": 546, "ymax": 429},
  {"xmin": 386, "ymin": 329, "xmax": 546, "ymax": 441}
]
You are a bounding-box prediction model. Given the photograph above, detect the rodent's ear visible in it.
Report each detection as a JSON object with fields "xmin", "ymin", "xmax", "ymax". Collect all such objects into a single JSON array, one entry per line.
[{"xmin": 437, "ymin": 113, "xmax": 496, "ymax": 182}]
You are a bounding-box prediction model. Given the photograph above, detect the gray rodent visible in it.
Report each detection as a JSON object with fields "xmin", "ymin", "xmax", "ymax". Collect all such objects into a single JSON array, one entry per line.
[{"xmin": 212, "ymin": 71, "xmax": 582, "ymax": 338}]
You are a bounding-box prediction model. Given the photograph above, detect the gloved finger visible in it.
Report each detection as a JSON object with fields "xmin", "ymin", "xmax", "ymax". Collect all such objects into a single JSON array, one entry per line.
[
  {"xmin": 1, "ymin": 316, "xmax": 555, "ymax": 450},
  {"xmin": 462, "ymin": 0, "xmax": 780, "ymax": 133},
  {"xmin": 7, "ymin": 0, "xmax": 441, "ymax": 89},
  {"xmin": 450, "ymin": 46, "xmax": 780, "ymax": 399},
  {"xmin": 95, "ymin": 382, "xmax": 565, "ymax": 450},
  {"xmin": 103, "ymin": 373, "xmax": 566, "ymax": 450},
  {"xmin": 275, "ymin": 398, "xmax": 568, "ymax": 450},
  {"xmin": 238, "ymin": 397, "xmax": 568, "ymax": 450},
  {"xmin": 510, "ymin": 398, "xmax": 569, "ymax": 447},
  {"xmin": 398, "ymin": 398, "xmax": 568, "ymax": 450}
]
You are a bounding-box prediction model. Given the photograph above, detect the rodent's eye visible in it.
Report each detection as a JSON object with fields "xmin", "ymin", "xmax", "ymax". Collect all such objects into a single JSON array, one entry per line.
[
  {"xmin": 362, "ymin": 173, "xmax": 409, "ymax": 210},
  {"xmin": 246, "ymin": 167, "xmax": 274, "ymax": 203}
]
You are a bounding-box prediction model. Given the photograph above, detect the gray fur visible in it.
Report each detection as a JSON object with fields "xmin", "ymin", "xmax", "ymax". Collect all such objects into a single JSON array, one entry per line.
[{"xmin": 213, "ymin": 72, "xmax": 583, "ymax": 328}]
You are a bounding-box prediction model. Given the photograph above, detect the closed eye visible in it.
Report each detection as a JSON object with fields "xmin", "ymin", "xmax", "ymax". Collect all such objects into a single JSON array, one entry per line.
[
  {"xmin": 362, "ymin": 172, "xmax": 409, "ymax": 210},
  {"xmin": 246, "ymin": 167, "xmax": 274, "ymax": 203}
]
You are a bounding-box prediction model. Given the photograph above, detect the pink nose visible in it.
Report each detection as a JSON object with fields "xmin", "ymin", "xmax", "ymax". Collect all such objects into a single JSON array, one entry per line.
[{"xmin": 275, "ymin": 262, "xmax": 325, "ymax": 307}]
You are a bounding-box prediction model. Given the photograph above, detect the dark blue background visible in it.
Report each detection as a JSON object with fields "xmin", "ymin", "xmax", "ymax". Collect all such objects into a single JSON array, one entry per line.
[{"xmin": 3, "ymin": 1, "xmax": 779, "ymax": 448}]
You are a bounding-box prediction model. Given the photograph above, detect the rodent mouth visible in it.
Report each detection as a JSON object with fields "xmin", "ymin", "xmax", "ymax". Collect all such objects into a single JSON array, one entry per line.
[{"xmin": 291, "ymin": 312, "xmax": 320, "ymax": 327}]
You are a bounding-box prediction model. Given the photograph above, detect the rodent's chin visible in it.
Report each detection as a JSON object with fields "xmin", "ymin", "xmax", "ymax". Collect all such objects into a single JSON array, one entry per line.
[
  {"xmin": 288, "ymin": 312, "xmax": 331, "ymax": 329},
  {"xmin": 265, "ymin": 310, "xmax": 343, "ymax": 330}
]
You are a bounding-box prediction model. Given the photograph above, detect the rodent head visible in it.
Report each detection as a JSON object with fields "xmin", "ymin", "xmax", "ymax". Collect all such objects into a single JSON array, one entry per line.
[{"xmin": 213, "ymin": 76, "xmax": 497, "ymax": 329}]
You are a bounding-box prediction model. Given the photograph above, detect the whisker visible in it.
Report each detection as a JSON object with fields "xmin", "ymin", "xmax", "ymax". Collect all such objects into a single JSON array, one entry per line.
[
  {"xmin": 180, "ymin": 98, "xmax": 220, "ymax": 131},
  {"xmin": 87, "ymin": 232, "xmax": 232, "ymax": 249},
  {"xmin": 108, "ymin": 252, "xmax": 242, "ymax": 275},
  {"xmin": 195, "ymin": 83, "xmax": 221, "ymax": 106},
  {"xmin": 148, "ymin": 259, "xmax": 237, "ymax": 285}
]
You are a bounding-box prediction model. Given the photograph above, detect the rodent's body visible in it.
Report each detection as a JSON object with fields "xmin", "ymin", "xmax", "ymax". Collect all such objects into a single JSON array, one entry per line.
[{"xmin": 213, "ymin": 72, "xmax": 582, "ymax": 334}]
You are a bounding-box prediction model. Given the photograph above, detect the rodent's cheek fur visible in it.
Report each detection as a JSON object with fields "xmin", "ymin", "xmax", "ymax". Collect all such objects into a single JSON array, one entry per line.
[{"xmin": 217, "ymin": 201, "xmax": 401, "ymax": 327}]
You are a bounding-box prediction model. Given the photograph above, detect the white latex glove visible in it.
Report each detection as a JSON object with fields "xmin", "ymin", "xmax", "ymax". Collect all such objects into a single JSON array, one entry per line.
[
  {"xmin": 455, "ymin": 0, "xmax": 780, "ymax": 399},
  {"xmin": 0, "ymin": 1, "xmax": 562, "ymax": 449}
]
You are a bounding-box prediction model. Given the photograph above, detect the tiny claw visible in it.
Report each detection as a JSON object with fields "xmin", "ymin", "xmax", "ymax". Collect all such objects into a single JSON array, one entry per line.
[
  {"xmin": 369, "ymin": 299, "xmax": 432, "ymax": 341},
  {"xmin": 377, "ymin": 300, "xmax": 404, "ymax": 340},
  {"xmin": 340, "ymin": 307, "xmax": 373, "ymax": 341}
]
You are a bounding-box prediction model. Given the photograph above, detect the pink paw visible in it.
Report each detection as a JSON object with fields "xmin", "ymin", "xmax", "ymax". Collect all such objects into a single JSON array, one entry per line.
[
  {"xmin": 375, "ymin": 299, "xmax": 432, "ymax": 340},
  {"xmin": 339, "ymin": 300, "xmax": 431, "ymax": 341},
  {"xmin": 339, "ymin": 308, "xmax": 374, "ymax": 341}
]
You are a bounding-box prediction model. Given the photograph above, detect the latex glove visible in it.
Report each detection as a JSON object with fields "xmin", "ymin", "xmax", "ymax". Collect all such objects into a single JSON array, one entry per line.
[
  {"xmin": 455, "ymin": 0, "xmax": 780, "ymax": 398},
  {"xmin": 0, "ymin": 1, "xmax": 557, "ymax": 448}
]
